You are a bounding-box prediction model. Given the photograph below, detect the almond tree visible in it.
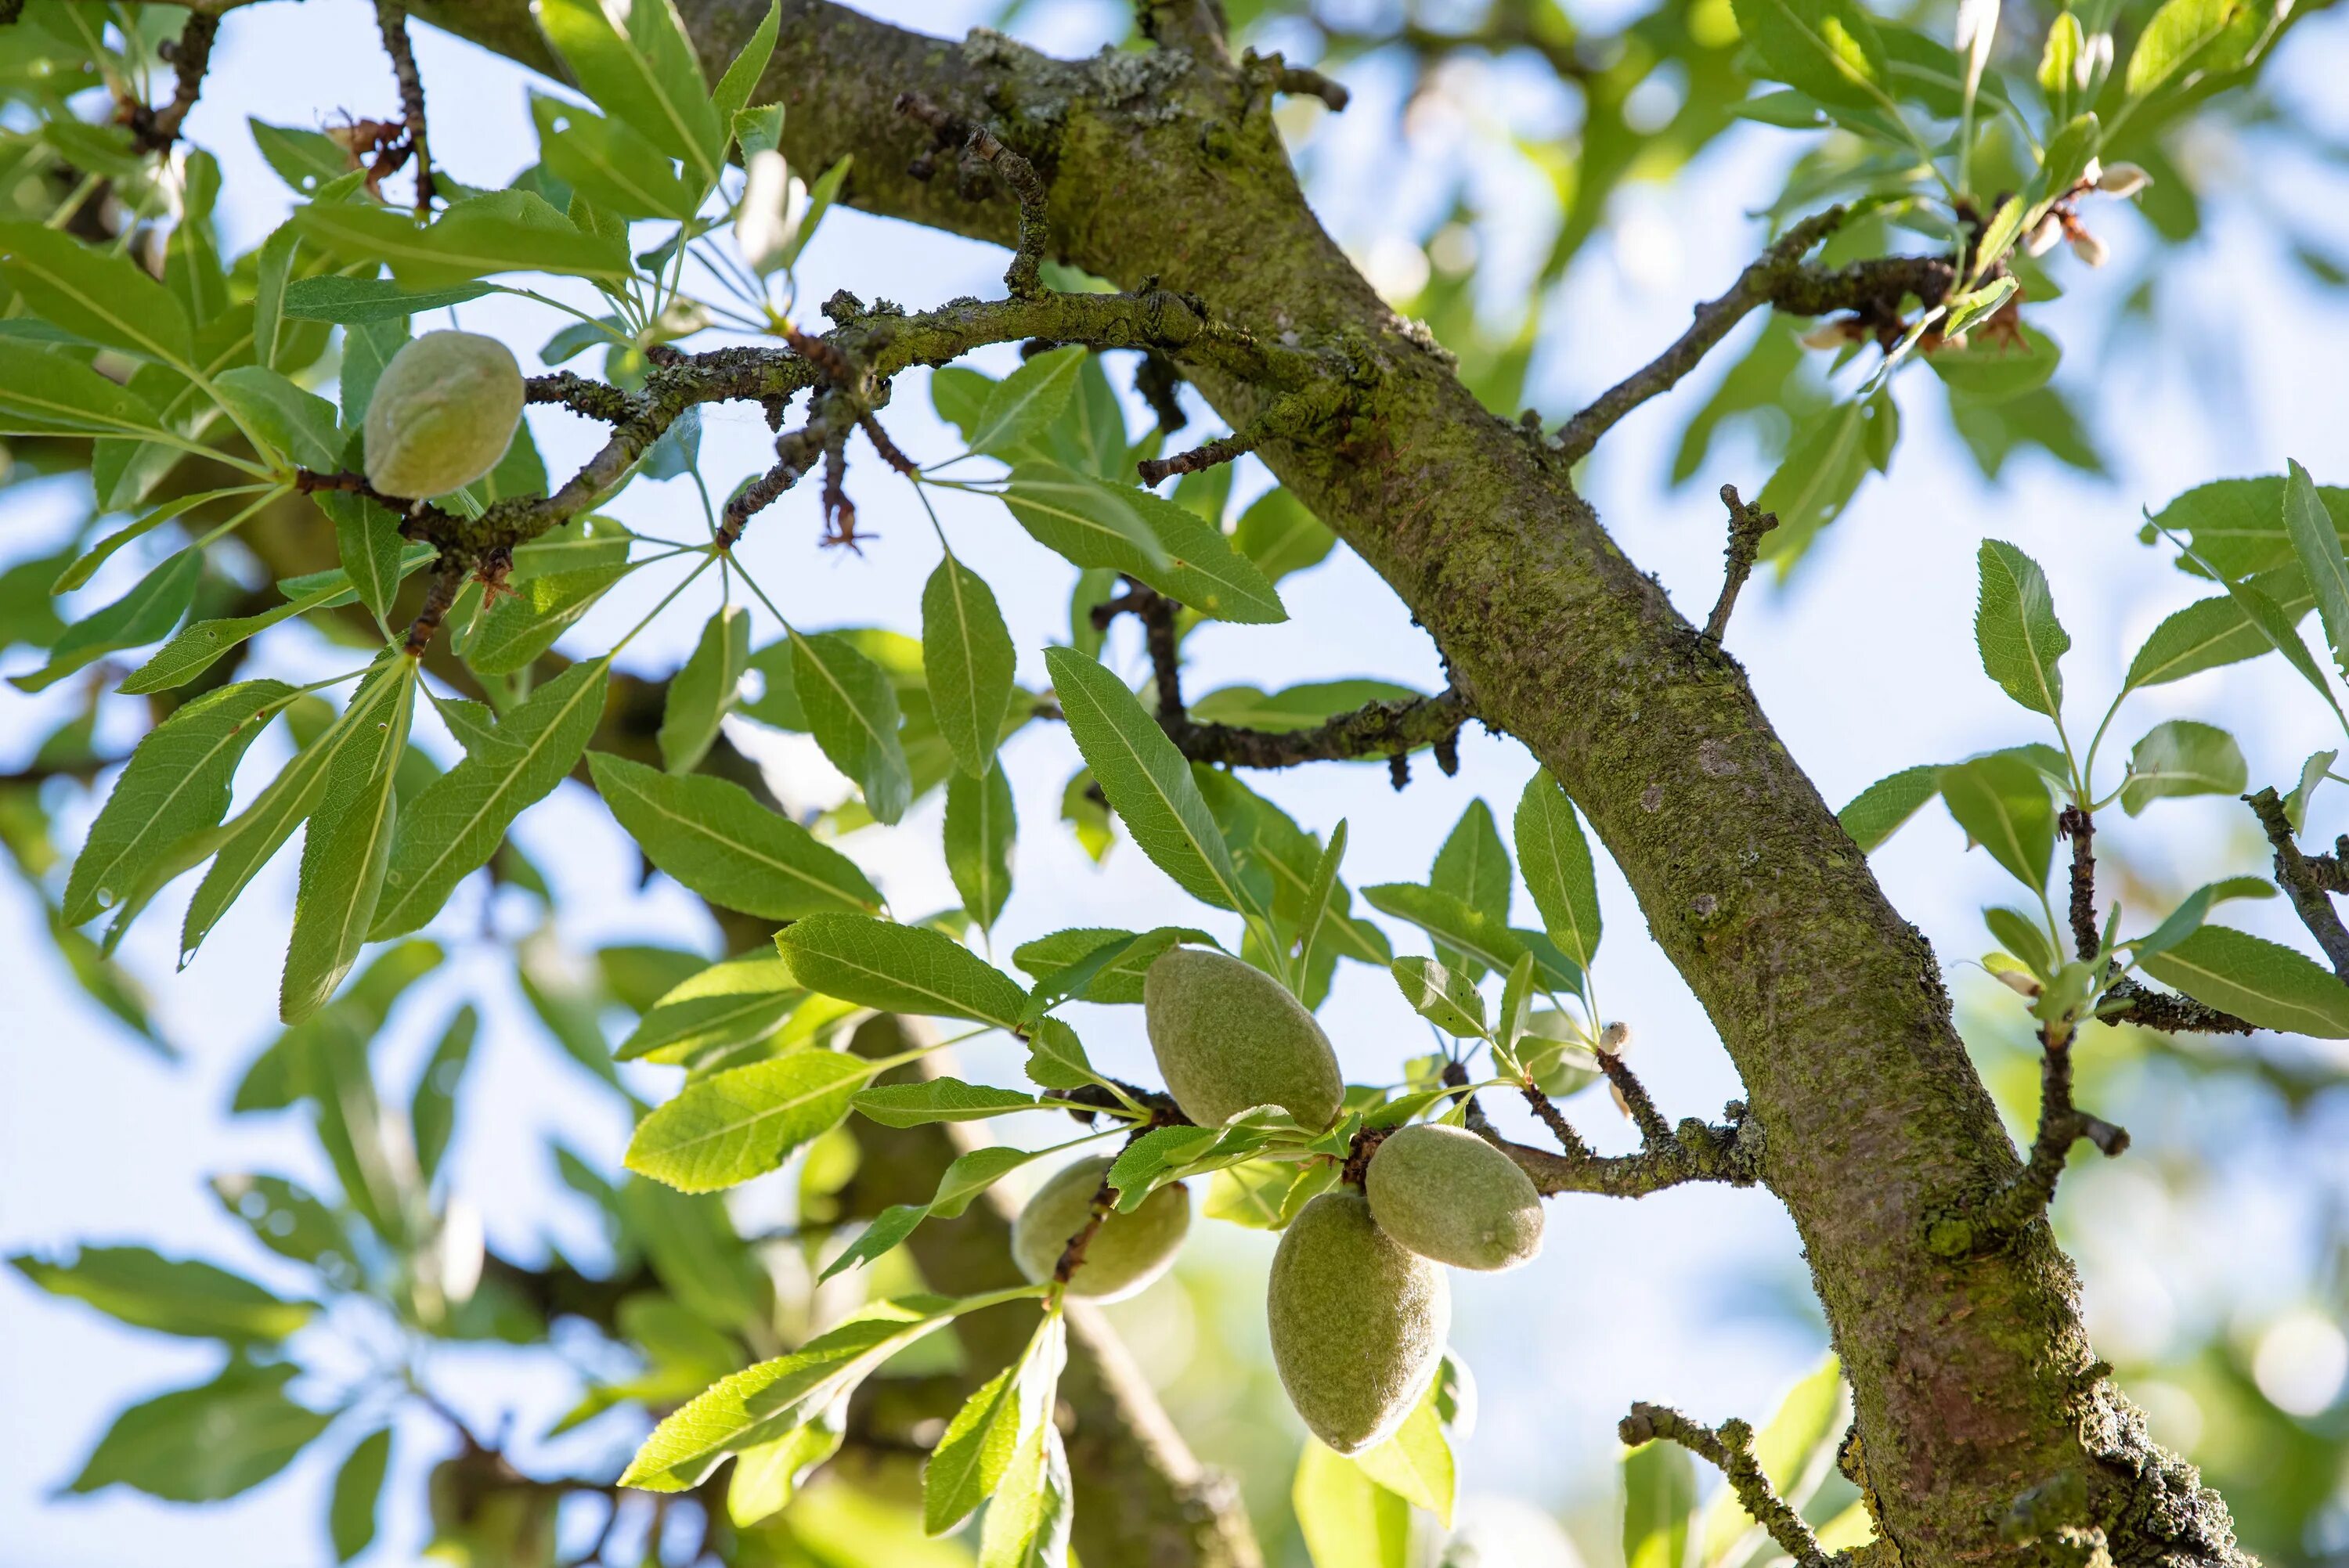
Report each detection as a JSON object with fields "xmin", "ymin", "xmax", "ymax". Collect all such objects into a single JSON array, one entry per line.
[{"xmin": 2, "ymin": 1, "xmax": 2340, "ymax": 1565}]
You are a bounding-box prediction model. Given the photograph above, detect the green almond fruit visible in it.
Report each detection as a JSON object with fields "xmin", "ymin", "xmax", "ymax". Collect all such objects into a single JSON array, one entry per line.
[
  {"xmin": 1143, "ymin": 946, "xmax": 1344, "ymax": 1130},
  {"xmin": 1365, "ymin": 1122, "xmax": 1543, "ymax": 1271},
  {"xmin": 363, "ymin": 330, "xmax": 525, "ymax": 501},
  {"xmin": 1010, "ymin": 1154, "xmax": 1191, "ymax": 1301},
  {"xmin": 1267, "ymin": 1191, "xmax": 1449, "ymax": 1454}
]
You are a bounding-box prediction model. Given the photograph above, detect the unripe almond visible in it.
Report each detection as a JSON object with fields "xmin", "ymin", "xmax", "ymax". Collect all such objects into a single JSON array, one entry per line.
[
  {"xmin": 1009, "ymin": 1155, "xmax": 1190, "ymax": 1301},
  {"xmin": 1143, "ymin": 946, "xmax": 1344, "ymax": 1130},
  {"xmin": 363, "ymin": 330, "xmax": 525, "ymax": 500},
  {"xmin": 1267, "ymin": 1191, "xmax": 1449, "ymax": 1454},
  {"xmin": 1365, "ymin": 1123, "xmax": 1543, "ymax": 1271}
]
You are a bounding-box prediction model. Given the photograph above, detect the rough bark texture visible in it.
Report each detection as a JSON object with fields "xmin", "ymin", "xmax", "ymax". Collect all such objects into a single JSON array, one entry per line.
[{"xmin": 407, "ymin": 5, "xmax": 2249, "ymax": 1565}]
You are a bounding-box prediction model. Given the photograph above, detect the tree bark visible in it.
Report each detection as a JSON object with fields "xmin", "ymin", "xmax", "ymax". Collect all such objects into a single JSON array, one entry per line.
[{"xmin": 410, "ymin": 5, "xmax": 2250, "ymax": 1563}]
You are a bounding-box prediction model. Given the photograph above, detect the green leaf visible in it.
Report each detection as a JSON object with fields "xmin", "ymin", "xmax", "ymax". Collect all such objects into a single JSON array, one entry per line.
[
  {"xmin": 371, "ymin": 661, "xmax": 610, "ymax": 938},
  {"xmin": 980, "ymin": 1422, "xmax": 1075, "ymax": 1568},
  {"xmin": 712, "ymin": 2, "xmax": 781, "ymax": 126},
  {"xmin": 11, "ymin": 547, "xmax": 203, "ymax": 694},
  {"xmin": 2283, "ymin": 459, "xmax": 2349, "ymax": 678},
  {"xmin": 2194, "ymin": 553, "xmax": 2346, "ymax": 725},
  {"xmin": 922, "ymin": 552, "xmax": 1016, "ymax": 779},
  {"xmin": 1294, "ymin": 1440, "xmax": 1410, "ymax": 1568},
  {"xmin": 1045, "ymin": 645, "xmax": 1258, "ymax": 916},
  {"xmin": 121, "ymin": 579, "xmax": 349, "ymax": 697},
  {"xmin": 852, "ymin": 1078, "xmax": 1050, "ymax": 1127},
  {"xmin": 538, "ymin": 0, "xmax": 725, "ymax": 192},
  {"xmin": 11, "ymin": 1246, "xmax": 313, "ymax": 1340},
  {"xmin": 1362, "ymin": 883, "xmax": 1572, "ymax": 991},
  {"xmin": 1431, "ymin": 798, "xmax": 1510, "ymax": 939},
  {"xmin": 184, "ymin": 683, "xmax": 405, "ymax": 959},
  {"xmin": 67, "ymin": 1362, "xmax": 331, "ymax": 1503},
  {"xmin": 2152, "ymin": 475, "xmax": 2349, "ymax": 579},
  {"xmin": 63, "ymin": 679, "xmax": 291, "ymax": 928},
  {"xmin": 251, "ymin": 119, "xmax": 352, "ymax": 195},
  {"xmin": 1391, "ymin": 955, "xmax": 1488, "ymax": 1037},
  {"xmin": 587, "ymin": 751, "xmax": 879, "ymax": 918},
  {"xmin": 2125, "ymin": 879, "xmax": 2268, "ymax": 965},
  {"xmin": 971, "ymin": 345, "xmax": 1086, "ymax": 456},
  {"xmin": 1975, "ymin": 539, "xmax": 2070, "ymax": 718},
  {"xmin": 1232, "ymin": 488, "xmax": 1337, "ymax": 585},
  {"xmin": 56, "ymin": 487, "xmax": 263, "ymax": 597},
  {"xmin": 292, "ymin": 192, "xmax": 632, "ymax": 290},
  {"xmin": 946, "ymin": 765, "xmax": 1017, "ymax": 932},
  {"xmin": 622, "ymin": 1293, "xmax": 992, "ymax": 1490},
  {"xmin": 1004, "ymin": 463, "xmax": 1288, "ymax": 623},
  {"xmin": 1939, "ymin": 752, "xmax": 2054, "ymax": 892},
  {"xmin": 1185, "ymin": 679, "xmax": 1421, "ymax": 734},
  {"xmin": 1514, "ymin": 770, "xmax": 1602, "ymax": 972},
  {"xmin": 2037, "ymin": 113, "xmax": 2101, "ymax": 200},
  {"xmin": 280, "ymin": 276, "xmax": 496, "ymax": 324},
  {"xmin": 626, "ymin": 1048, "xmax": 871, "ymax": 1191},
  {"xmin": 792, "ymin": 628, "xmax": 912, "ymax": 824},
  {"xmin": 2123, "ymin": 0, "xmax": 2241, "ymax": 98},
  {"xmin": 1352, "ymin": 1386, "xmax": 1456, "ymax": 1527},
  {"xmin": 1755, "ymin": 398, "xmax": 1877, "ymax": 571},
  {"xmin": 1296, "ymin": 819, "xmax": 1348, "ymax": 975},
  {"xmin": 1730, "ymin": 0, "xmax": 1893, "ymax": 110},
  {"xmin": 210, "ymin": 1173, "xmax": 354, "ymax": 1278},
  {"xmin": 0, "ymin": 222, "xmax": 193, "ymax": 366},
  {"xmin": 2141, "ymin": 926, "xmax": 2349, "ymax": 1037},
  {"xmin": 0, "ymin": 340, "xmax": 174, "ymax": 439},
  {"xmin": 776, "ymin": 913, "xmax": 1027, "ymax": 1028},
  {"xmin": 320, "ymin": 492, "xmax": 407, "ymax": 626},
  {"xmin": 468, "ymin": 563, "xmax": 635, "ymax": 675},
  {"xmin": 1622, "ymin": 1436, "xmax": 1697, "ymax": 1568},
  {"xmin": 1986, "ymin": 904, "xmax": 2057, "ymax": 977},
  {"xmin": 2121, "ymin": 719, "xmax": 2246, "ymax": 815},
  {"xmin": 2123, "ymin": 564, "xmax": 2316, "ymax": 691},
  {"xmin": 660, "ymin": 606, "xmax": 751, "ymax": 773},
  {"xmin": 925, "ymin": 1363, "xmax": 1026, "ymax": 1536},
  {"xmin": 727, "ymin": 1416, "xmax": 843, "ymax": 1527},
  {"xmin": 620, "ymin": 952, "xmax": 800, "ymax": 1064},
  {"xmin": 281, "ymin": 658, "xmax": 420, "ymax": 1023},
  {"xmin": 214, "ymin": 366, "xmax": 341, "ymax": 470},
  {"xmin": 532, "ymin": 92, "xmax": 700, "ymax": 221},
  {"xmin": 410, "ymin": 1004, "xmax": 478, "ymax": 1184},
  {"xmin": 1839, "ymin": 763, "xmax": 1943, "ymax": 851},
  {"xmin": 817, "ymin": 1202, "xmax": 929, "ymax": 1281},
  {"xmin": 329, "ymin": 1427, "xmax": 392, "ymax": 1563}
]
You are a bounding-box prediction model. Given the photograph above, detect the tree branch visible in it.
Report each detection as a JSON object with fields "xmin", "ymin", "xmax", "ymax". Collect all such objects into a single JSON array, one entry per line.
[
  {"xmin": 1934, "ymin": 1030, "xmax": 2130, "ymax": 1256},
  {"xmin": 2249, "ymin": 785, "xmax": 2349, "ymax": 979},
  {"xmin": 123, "ymin": 10, "xmax": 220, "ymax": 152},
  {"xmin": 1705, "ymin": 484, "xmax": 1778, "ymax": 642},
  {"xmin": 373, "ymin": 0, "xmax": 435, "ymax": 212},
  {"xmin": 1553, "ymin": 209, "xmax": 1960, "ymax": 463},
  {"xmin": 1620, "ymin": 1402, "xmax": 1832, "ymax": 1568}
]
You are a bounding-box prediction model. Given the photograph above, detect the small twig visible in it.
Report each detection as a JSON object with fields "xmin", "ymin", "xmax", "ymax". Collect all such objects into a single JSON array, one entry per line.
[
  {"xmin": 1620, "ymin": 1403, "xmax": 1831, "ymax": 1568},
  {"xmin": 1943, "ymin": 1029, "xmax": 2128, "ymax": 1254},
  {"xmin": 1520, "ymin": 1080, "xmax": 1595, "ymax": 1159},
  {"xmin": 1134, "ymin": 351, "xmax": 1189, "ymax": 436},
  {"xmin": 373, "ymin": 0, "xmax": 434, "ymax": 213},
  {"xmin": 1595, "ymin": 1047, "xmax": 1677, "ymax": 1151},
  {"xmin": 1135, "ymin": 383, "xmax": 1347, "ymax": 485},
  {"xmin": 1272, "ymin": 63, "xmax": 1350, "ymax": 111},
  {"xmin": 896, "ymin": 95, "xmax": 1049, "ymax": 298},
  {"xmin": 124, "ymin": 11, "xmax": 219, "ymax": 152},
  {"xmin": 716, "ymin": 424, "xmax": 825, "ymax": 550},
  {"xmin": 2249, "ymin": 786, "xmax": 2349, "ymax": 979},
  {"xmin": 859, "ymin": 413, "xmax": 920, "ymax": 477},
  {"xmin": 1555, "ymin": 208, "xmax": 1961, "ymax": 464},
  {"xmin": 403, "ymin": 560, "xmax": 462, "ymax": 658},
  {"xmin": 2098, "ymin": 978, "xmax": 2255, "ymax": 1035},
  {"xmin": 1704, "ymin": 485, "xmax": 1778, "ymax": 642}
]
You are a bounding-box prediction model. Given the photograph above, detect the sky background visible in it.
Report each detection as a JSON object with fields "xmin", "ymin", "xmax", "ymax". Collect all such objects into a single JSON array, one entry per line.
[{"xmin": 7, "ymin": 1, "xmax": 2349, "ymax": 1563}]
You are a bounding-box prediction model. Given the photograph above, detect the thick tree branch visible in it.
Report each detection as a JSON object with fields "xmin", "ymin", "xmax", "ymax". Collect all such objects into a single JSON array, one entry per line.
[{"xmin": 1621, "ymin": 1402, "xmax": 1833, "ymax": 1568}]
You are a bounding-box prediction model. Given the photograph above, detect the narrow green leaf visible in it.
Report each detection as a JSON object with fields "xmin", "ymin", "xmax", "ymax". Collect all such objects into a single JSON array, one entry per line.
[
  {"xmin": 588, "ymin": 752, "xmax": 879, "ymax": 919},
  {"xmin": 0, "ymin": 221, "xmax": 194, "ymax": 366},
  {"xmin": 775, "ymin": 913, "xmax": 1027, "ymax": 1028},
  {"xmin": 1729, "ymin": 0, "xmax": 1893, "ymax": 110},
  {"xmin": 2140, "ymin": 925, "xmax": 2349, "ymax": 1037},
  {"xmin": 620, "ymin": 951, "xmax": 801, "ymax": 1063},
  {"xmin": 210, "ymin": 1173, "xmax": 355, "ymax": 1279},
  {"xmin": 712, "ymin": 1, "xmax": 781, "ymax": 126},
  {"xmin": 1623, "ymin": 1438, "xmax": 1698, "ymax": 1568},
  {"xmin": 980, "ymin": 1422, "xmax": 1075, "ymax": 1568},
  {"xmin": 122, "ymin": 580, "xmax": 346, "ymax": 696},
  {"xmin": 1294, "ymin": 1440, "xmax": 1411, "ymax": 1568},
  {"xmin": 792, "ymin": 628, "xmax": 911, "ymax": 824},
  {"xmin": 11, "ymin": 1246, "xmax": 314, "ymax": 1340},
  {"xmin": 945, "ymin": 766, "xmax": 1017, "ymax": 933},
  {"xmin": 661, "ymin": 606, "xmax": 751, "ymax": 773},
  {"xmin": 1939, "ymin": 752, "xmax": 2054, "ymax": 892},
  {"xmin": 1514, "ymin": 770, "xmax": 1602, "ymax": 971},
  {"xmin": 11, "ymin": 547, "xmax": 203, "ymax": 694},
  {"xmin": 1045, "ymin": 645, "xmax": 1256, "ymax": 916},
  {"xmin": 1391, "ymin": 955, "xmax": 1488, "ymax": 1037},
  {"xmin": 1975, "ymin": 539, "xmax": 2070, "ymax": 718},
  {"xmin": 853, "ymin": 1079, "xmax": 1050, "ymax": 1128},
  {"xmin": 0, "ymin": 341, "xmax": 172, "ymax": 440},
  {"xmin": 2122, "ymin": 565, "xmax": 2315, "ymax": 692},
  {"xmin": 1232, "ymin": 488, "xmax": 1337, "ymax": 585},
  {"xmin": 329, "ymin": 1428, "xmax": 392, "ymax": 1563},
  {"xmin": 292, "ymin": 192, "xmax": 632, "ymax": 290},
  {"xmin": 2283, "ymin": 459, "xmax": 2349, "ymax": 677},
  {"xmin": 626, "ymin": 1049, "xmax": 871, "ymax": 1191},
  {"xmin": 922, "ymin": 552, "xmax": 1016, "ymax": 778},
  {"xmin": 532, "ymin": 92, "xmax": 700, "ymax": 221},
  {"xmin": 2123, "ymin": 0, "xmax": 2239, "ymax": 98},
  {"xmin": 1187, "ymin": 679, "xmax": 1423, "ymax": 733},
  {"xmin": 54, "ymin": 486, "xmax": 262, "ymax": 596},
  {"xmin": 467, "ymin": 562, "xmax": 634, "ymax": 675},
  {"xmin": 925, "ymin": 1364, "xmax": 1026, "ymax": 1535},
  {"xmin": 1353, "ymin": 1390, "xmax": 1456, "ymax": 1527},
  {"xmin": 64, "ymin": 679, "xmax": 291, "ymax": 928},
  {"xmin": 538, "ymin": 0, "xmax": 723, "ymax": 189},
  {"xmin": 322, "ymin": 492, "xmax": 408, "ymax": 626},
  {"xmin": 214, "ymin": 366, "xmax": 341, "ymax": 470},
  {"xmin": 410, "ymin": 1004, "xmax": 478, "ymax": 1184},
  {"xmin": 1296, "ymin": 820, "xmax": 1348, "ymax": 976},
  {"xmin": 280, "ymin": 275, "xmax": 495, "ymax": 323},
  {"xmin": 281, "ymin": 658, "xmax": 419, "ymax": 1023}
]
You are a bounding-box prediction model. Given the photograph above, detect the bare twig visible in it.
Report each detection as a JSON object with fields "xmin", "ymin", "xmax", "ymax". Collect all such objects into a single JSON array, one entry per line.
[
  {"xmin": 1937, "ymin": 1029, "xmax": 2129, "ymax": 1255},
  {"xmin": 124, "ymin": 11, "xmax": 220, "ymax": 151},
  {"xmin": 2249, "ymin": 785, "xmax": 2349, "ymax": 979},
  {"xmin": 373, "ymin": 0, "xmax": 434, "ymax": 212},
  {"xmin": 1620, "ymin": 1403, "xmax": 1832, "ymax": 1568},
  {"xmin": 1704, "ymin": 484, "xmax": 1778, "ymax": 642},
  {"xmin": 1136, "ymin": 383, "xmax": 1347, "ymax": 485}
]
